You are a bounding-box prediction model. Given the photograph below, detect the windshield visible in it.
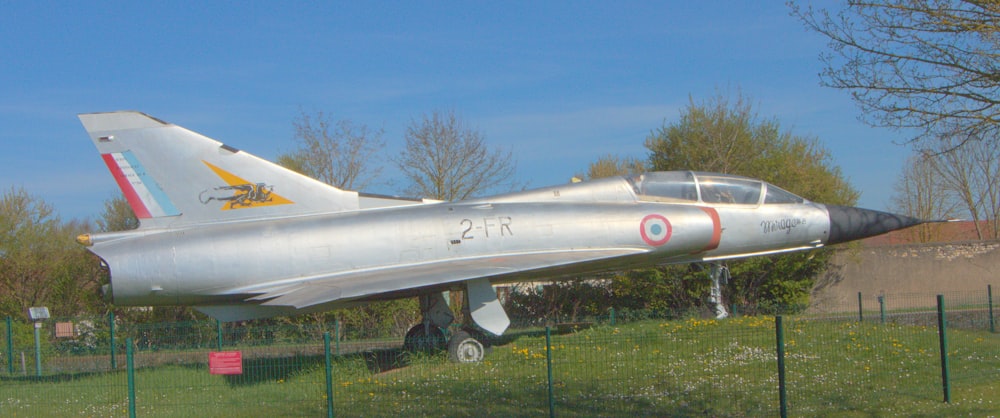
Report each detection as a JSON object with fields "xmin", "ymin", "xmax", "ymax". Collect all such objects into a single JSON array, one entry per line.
[
  {"xmin": 697, "ymin": 175, "xmax": 762, "ymax": 204},
  {"xmin": 633, "ymin": 172, "xmax": 699, "ymax": 202},
  {"xmin": 632, "ymin": 171, "xmax": 804, "ymax": 205},
  {"xmin": 763, "ymin": 184, "xmax": 804, "ymax": 204}
]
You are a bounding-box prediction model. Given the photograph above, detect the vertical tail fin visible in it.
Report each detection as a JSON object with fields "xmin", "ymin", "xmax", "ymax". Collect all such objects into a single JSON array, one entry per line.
[{"xmin": 79, "ymin": 111, "xmax": 359, "ymax": 228}]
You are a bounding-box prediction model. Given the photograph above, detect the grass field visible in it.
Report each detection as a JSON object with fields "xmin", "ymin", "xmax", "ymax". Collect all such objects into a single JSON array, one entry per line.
[{"xmin": 1, "ymin": 316, "xmax": 997, "ymax": 417}]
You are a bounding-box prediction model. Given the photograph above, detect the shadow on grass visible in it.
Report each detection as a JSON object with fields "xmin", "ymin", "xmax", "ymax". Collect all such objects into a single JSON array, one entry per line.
[
  {"xmin": 224, "ymin": 331, "xmax": 556, "ymax": 387},
  {"xmin": 486, "ymin": 328, "xmax": 549, "ymax": 346},
  {"xmin": 222, "ymin": 347, "xmax": 419, "ymax": 386},
  {"xmin": 0, "ymin": 370, "xmax": 124, "ymax": 384},
  {"xmin": 224, "ymin": 353, "xmax": 325, "ymax": 386},
  {"xmin": 361, "ymin": 348, "xmax": 410, "ymax": 373}
]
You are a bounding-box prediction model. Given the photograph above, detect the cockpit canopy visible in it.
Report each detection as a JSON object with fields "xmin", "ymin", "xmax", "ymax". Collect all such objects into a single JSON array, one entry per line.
[{"xmin": 630, "ymin": 171, "xmax": 805, "ymax": 206}]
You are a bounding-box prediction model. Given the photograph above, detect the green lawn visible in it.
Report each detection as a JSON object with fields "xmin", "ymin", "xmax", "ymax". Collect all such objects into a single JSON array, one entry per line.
[{"xmin": 2, "ymin": 316, "xmax": 997, "ymax": 416}]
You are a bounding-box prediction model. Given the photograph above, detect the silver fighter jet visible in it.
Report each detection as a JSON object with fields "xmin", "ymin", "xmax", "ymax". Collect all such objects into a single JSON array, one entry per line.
[{"xmin": 76, "ymin": 111, "xmax": 923, "ymax": 362}]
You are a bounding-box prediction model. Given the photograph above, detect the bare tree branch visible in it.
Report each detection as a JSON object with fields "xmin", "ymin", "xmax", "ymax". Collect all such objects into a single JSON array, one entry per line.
[
  {"xmin": 279, "ymin": 109, "xmax": 385, "ymax": 190},
  {"xmin": 395, "ymin": 110, "xmax": 521, "ymax": 201},
  {"xmin": 791, "ymin": 0, "xmax": 1000, "ymax": 145}
]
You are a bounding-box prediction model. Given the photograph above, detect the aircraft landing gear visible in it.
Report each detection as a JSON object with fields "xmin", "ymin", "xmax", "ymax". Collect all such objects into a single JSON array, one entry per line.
[
  {"xmin": 402, "ymin": 323, "xmax": 446, "ymax": 352},
  {"xmin": 405, "ymin": 279, "xmax": 507, "ymax": 362},
  {"xmin": 708, "ymin": 262, "xmax": 730, "ymax": 319},
  {"xmin": 448, "ymin": 328, "xmax": 488, "ymax": 363},
  {"xmin": 403, "ymin": 293, "xmax": 453, "ymax": 352}
]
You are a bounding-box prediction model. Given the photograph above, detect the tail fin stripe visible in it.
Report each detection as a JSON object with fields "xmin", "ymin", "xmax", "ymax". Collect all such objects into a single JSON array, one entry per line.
[
  {"xmin": 101, "ymin": 151, "xmax": 180, "ymax": 218},
  {"xmin": 119, "ymin": 150, "xmax": 179, "ymax": 217}
]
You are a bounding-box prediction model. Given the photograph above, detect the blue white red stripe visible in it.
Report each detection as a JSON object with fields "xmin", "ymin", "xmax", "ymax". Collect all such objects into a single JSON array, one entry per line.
[{"xmin": 101, "ymin": 151, "xmax": 179, "ymax": 218}]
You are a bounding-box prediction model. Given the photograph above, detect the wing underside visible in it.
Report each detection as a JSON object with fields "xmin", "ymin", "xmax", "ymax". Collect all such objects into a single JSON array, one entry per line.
[{"xmin": 229, "ymin": 248, "xmax": 648, "ymax": 311}]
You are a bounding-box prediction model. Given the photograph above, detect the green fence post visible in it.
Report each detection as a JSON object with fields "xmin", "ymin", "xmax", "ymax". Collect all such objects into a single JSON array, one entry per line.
[
  {"xmin": 609, "ymin": 307, "xmax": 615, "ymax": 326},
  {"xmin": 936, "ymin": 295, "xmax": 951, "ymax": 403},
  {"xmin": 988, "ymin": 285, "xmax": 995, "ymax": 333},
  {"xmin": 334, "ymin": 320, "xmax": 340, "ymax": 356},
  {"xmin": 878, "ymin": 296, "xmax": 885, "ymax": 324},
  {"xmin": 127, "ymin": 337, "xmax": 136, "ymax": 418},
  {"xmin": 33, "ymin": 321, "xmax": 42, "ymax": 377},
  {"xmin": 216, "ymin": 319, "xmax": 223, "ymax": 351},
  {"xmin": 5, "ymin": 316, "xmax": 12, "ymax": 375},
  {"xmin": 775, "ymin": 316, "xmax": 788, "ymax": 418},
  {"xmin": 109, "ymin": 311, "xmax": 116, "ymax": 370},
  {"xmin": 545, "ymin": 326, "xmax": 555, "ymax": 418},
  {"xmin": 857, "ymin": 292, "xmax": 863, "ymax": 322},
  {"xmin": 324, "ymin": 332, "xmax": 334, "ymax": 418}
]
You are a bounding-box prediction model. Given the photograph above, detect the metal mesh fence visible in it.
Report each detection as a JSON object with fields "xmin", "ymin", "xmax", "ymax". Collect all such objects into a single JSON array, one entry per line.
[{"xmin": 1, "ymin": 288, "xmax": 997, "ymax": 416}]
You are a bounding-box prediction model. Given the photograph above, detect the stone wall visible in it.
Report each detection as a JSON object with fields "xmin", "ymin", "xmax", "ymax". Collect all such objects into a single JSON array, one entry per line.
[{"xmin": 809, "ymin": 240, "xmax": 1000, "ymax": 313}]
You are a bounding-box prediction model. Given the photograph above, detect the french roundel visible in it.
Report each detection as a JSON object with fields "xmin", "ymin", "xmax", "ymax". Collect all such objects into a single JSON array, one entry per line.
[{"xmin": 640, "ymin": 214, "xmax": 672, "ymax": 246}]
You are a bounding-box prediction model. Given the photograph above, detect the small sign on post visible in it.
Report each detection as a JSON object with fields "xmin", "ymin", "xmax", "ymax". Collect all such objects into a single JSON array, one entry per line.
[
  {"xmin": 28, "ymin": 307, "xmax": 49, "ymax": 321},
  {"xmin": 209, "ymin": 351, "xmax": 243, "ymax": 375},
  {"xmin": 28, "ymin": 307, "xmax": 49, "ymax": 377}
]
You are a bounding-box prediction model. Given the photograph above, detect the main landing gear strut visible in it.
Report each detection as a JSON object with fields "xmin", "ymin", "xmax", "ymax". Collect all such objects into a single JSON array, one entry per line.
[
  {"xmin": 403, "ymin": 278, "xmax": 510, "ymax": 363},
  {"xmin": 402, "ymin": 293, "xmax": 451, "ymax": 353}
]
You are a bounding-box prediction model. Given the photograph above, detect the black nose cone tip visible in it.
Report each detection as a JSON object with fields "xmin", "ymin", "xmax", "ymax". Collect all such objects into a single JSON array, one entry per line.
[{"xmin": 825, "ymin": 205, "xmax": 924, "ymax": 245}]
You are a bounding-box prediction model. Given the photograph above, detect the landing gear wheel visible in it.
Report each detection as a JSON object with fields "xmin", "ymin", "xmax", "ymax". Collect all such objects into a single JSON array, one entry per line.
[
  {"xmin": 403, "ymin": 324, "xmax": 446, "ymax": 353},
  {"xmin": 448, "ymin": 329, "xmax": 486, "ymax": 363}
]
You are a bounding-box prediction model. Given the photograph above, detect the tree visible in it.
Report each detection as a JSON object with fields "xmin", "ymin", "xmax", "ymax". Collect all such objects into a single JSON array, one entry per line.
[
  {"xmin": 791, "ymin": 1, "xmax": 1000, "ymax": 146},
  {"xmin": 505, "ymin": 279, "xmax": 616, "ymax": 323},
  {"xmin": 48, "ymin": 219, "xmax": 107, "ymax": 317},
  {"xmin": 96, "ymin": 196, "xmax": 139, "ymax": 232},
  {"xmin": 581, "ymin": 154, "xmax": 647, "ymax": 180},
  {"xmin": 395, "ymin": 110, "xmax": 520, "ymax": 201},
  {"xmin": 920, "ymin": 135, "xmax": 1000, "ymax": 239},
  {"xmin": 0, "ymin": 188, "xmax": 104, "ymax": 318},
  {"xmin": 646, "ymin": 92, "xmax": 858, "ymax": 204},
  {"xmin": 890, "ymin": 154, "xmax": 957, "ymax": 242},
  {"xmin": 643, "ymin": 91, "xmax": 859, "ymax": 313},
  {"xmin": 278, "ymin": 109, "xmax": 385, "ymax": 190}
]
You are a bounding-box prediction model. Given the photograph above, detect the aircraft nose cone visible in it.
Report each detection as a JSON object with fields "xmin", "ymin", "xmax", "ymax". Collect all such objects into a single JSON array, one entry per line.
[{"xmin": 825, "ymin": 205, "xmax": 923, "ymax": 245}]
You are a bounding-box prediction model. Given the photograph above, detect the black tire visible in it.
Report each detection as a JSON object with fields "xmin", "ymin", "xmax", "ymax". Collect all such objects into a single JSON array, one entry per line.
[
  {"xmin": 448, "ymin": 330, "xmax": 486, "ymax": 363},
  {"xmin": 403, "ymin": 324, "xmax": 446, "ymax": 353}
]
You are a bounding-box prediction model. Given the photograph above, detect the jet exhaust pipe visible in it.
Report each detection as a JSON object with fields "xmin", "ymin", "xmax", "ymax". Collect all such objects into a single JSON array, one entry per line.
[{"xmin": 825, "ymin": 205, "xmax": 924, "ymax": 245}]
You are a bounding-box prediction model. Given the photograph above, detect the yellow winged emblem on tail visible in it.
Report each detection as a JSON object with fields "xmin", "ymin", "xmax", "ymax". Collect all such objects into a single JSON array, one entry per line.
[{"xmin": 200, "ymin": 161, "xmax": 294, "ymax": 210}]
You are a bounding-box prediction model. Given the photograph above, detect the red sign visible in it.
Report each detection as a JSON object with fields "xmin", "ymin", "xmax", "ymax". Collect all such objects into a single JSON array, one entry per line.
[{"xmin": 209, "ymin": 351, "xmax": 243, "ymax": 375}]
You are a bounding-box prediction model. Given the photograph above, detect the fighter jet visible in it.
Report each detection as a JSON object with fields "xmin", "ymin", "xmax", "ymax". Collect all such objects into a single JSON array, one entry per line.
[{"xmin": 76, "ymin": 111, "xmax": 923, "ymax": 362}]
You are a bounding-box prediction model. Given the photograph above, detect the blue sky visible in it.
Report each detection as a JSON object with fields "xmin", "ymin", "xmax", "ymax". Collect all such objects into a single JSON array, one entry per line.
[{"xmin": 0, "ymin": 1, "xmax": 914, "ymax": 221}]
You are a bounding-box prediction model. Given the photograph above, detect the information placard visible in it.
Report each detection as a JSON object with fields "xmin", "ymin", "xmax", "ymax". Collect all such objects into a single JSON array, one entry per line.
[{"xmin": 209, "ymin": 351, "xmax": 243, "ymax": 375}]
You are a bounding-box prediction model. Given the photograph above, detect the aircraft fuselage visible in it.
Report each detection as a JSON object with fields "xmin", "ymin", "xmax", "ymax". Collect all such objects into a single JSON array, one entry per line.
[
  {"xmin": 96, "ymin": 182, "xmax": 830, "ymax": 308},
  {"xmin": 77, "ymin": 111, "xmax": 922, "ymax": 340}
]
